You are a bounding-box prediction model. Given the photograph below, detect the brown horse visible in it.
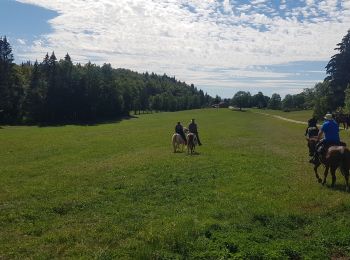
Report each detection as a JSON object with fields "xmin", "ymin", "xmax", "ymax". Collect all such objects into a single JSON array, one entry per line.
[
  {"xmin": 334, "ymin": 113, "xmax": 350, "ymax": 130},
  {"xmin": 307, "ymin": 138, "xmax": 350, "ymax": 191}
]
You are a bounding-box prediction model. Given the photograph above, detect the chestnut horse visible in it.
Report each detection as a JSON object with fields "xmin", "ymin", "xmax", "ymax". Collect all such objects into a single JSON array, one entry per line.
[{"xmin": 307, "ymin": 137, "xmax": 350, "ymax": 191}]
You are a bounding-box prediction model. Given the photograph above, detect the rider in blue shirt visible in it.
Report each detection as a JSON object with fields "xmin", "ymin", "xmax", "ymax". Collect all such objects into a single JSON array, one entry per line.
[
  {"xmin": 310, "ymin": 113, "xmax": 342, "ymax": 163},
  {"xmin": 321, "ymin": 118, "xmax": 340, "ymax": 144}
]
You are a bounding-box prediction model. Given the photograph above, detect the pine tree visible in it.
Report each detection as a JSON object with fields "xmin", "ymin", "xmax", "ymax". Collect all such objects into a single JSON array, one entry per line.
[
  {"xmin": 0, "ymin": 36, "xmax": 20, "ymax": 123},
  {"xmin": 325, "ymin": 29, "xmax": 350, "ymax": 107},
  {"xmin": 24, "ymin": 61, "xmax": 45, "ymax": 122}
]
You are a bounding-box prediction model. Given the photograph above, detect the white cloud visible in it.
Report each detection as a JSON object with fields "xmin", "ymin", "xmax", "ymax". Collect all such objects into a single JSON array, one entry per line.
[
  {"xmin": 17, "ymin": 38, "xmax": 26, "ymax": 45},
  {"xmin": 14, "ymin": 0, "xmax": 350, "ymax": 97}
]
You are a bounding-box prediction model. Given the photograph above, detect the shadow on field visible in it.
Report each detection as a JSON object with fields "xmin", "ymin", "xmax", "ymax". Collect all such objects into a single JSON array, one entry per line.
[
  {"xmin": 36, "ymin": 115, "xmax": 139, "ymax": 127},
  {"xmin": 173, "ymin": 151, "xmax": 200, "ymax": 156},
  {"xmin": 324, "ymin": 183, "xmax": 350, "ymax": 193},
  {"xmin": 0, "ymin": 115, "xmax": 139, "ymax": 128},
  {"xmin": 230, "ymin": 108, "xmax": 247, "ymax": 112}
]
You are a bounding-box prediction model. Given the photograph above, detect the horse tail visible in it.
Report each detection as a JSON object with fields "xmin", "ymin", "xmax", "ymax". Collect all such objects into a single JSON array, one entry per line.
[{"xmin": 340, "ymin": 148, "xmax": 350, "ymax": 176}]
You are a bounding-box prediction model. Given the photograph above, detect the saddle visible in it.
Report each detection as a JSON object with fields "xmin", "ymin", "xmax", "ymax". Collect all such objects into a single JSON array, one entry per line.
[{"xmin": 317, "ymin": 141, "xmax": 347, "ymax": 162}]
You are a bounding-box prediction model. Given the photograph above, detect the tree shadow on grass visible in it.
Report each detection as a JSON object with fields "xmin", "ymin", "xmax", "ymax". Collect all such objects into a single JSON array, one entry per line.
[
  {"xmin": 173, "ymin": 150, "xmax": 186, "ymax": 154},
  {"xmin": 323, "ymin": 183, "xmax": 349, "ymax": 193},
  {"xmin": 187, "ymin": 151, "xmax": 200, "ymax": 156},
  {"xmin": 0, "ymin": 115, "xmax": 139, "ymax": 128},
  {"xmin": 37, "ymin": 115, "xmax": 139, "ymax": 127},
  {"xmin": 230, "ymin": 108, "xmax": 247, "ymax": 112}
]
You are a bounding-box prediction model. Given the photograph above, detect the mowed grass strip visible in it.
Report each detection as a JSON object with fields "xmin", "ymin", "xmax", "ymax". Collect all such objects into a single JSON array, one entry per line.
[
  {"xmin": 251, "ymin": 108, "xmax": 313, "ymax": 122},
  {"xmin": 1, "ymin": 109, "xmax": 350, "ymax": 259}
]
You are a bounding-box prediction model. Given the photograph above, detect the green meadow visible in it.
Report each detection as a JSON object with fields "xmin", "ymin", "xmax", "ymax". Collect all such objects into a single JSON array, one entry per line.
[{"xmin": 2, "ymin": 109, "xmax": 350, "ymax": 259}]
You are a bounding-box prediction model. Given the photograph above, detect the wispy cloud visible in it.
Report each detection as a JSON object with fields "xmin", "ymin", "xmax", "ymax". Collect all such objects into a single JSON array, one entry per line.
[{"xmin": 14, "ymin": 0, "xmax": 350, "ymax": 96}]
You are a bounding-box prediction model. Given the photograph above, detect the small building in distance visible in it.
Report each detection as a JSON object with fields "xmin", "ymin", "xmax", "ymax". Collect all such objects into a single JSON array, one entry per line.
[{"xmin": 212, "ymin": 101, "xmax": 229, "ymax": 108}]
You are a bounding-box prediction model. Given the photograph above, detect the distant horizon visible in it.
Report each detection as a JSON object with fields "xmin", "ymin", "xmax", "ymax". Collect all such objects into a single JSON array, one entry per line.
[{"xmin": 2, "ymin": 0, "xmax": 349, "ymax": 98}]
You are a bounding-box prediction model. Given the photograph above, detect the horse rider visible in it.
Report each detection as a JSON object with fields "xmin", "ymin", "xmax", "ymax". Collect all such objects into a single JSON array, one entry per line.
[
  {"xmin": 310, "ymin": 113, "xmax": 345, "ymax": 164},
  {"xmin": 175, "ymin": 122, "xmax": 187, "ymax": 145},
  {"xmin": 305, "ymin": 117, "xmax": 319, "ymax": 138},
  {"xmin": 188, "ymin": 118, "xmax": 202, "ymax": 146}
]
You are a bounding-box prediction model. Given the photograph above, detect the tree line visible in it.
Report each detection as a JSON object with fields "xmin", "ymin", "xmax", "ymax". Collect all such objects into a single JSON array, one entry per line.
[
  {"xmin": 0, "ymin": 36, "xmax": 213, "ymax": 124},
  {"xmin": 230, "ymin": 90, "xmax": 314, "ymax": 111},
  {"xmin": 3, "ymin": 29, "xmax": 350, "ymax": 123},
  {"xmin": 230, "ymin": 29, "xmax": 350, "ymax": 117}
]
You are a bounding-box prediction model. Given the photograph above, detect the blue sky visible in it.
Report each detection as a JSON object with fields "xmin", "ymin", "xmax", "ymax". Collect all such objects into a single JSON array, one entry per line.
[{"xmin": 2, "ymin": 0, "xmax": 350, "ymax": 97}]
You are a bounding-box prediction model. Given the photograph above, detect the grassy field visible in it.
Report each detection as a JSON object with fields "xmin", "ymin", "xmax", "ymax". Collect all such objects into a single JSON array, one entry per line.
[{"xmin": 1, "ymin": 108, "xmax": 350, "ymax": 259}]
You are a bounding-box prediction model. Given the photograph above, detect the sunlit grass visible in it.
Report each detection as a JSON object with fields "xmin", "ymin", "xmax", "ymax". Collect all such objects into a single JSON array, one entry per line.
[{"xmin": 1, "ymin": 108, "xmax": 350, "ymax": 258}]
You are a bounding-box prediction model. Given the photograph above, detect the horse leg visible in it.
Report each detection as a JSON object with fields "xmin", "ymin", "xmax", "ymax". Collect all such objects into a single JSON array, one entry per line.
[
  {"xmin": 313, "ymin": 162, "xmax": 322, "ymax": 183},
  {"xmin": 330, "ymin": 166, "xmax": 337, "ymax": 188},
  {"xmin": 322, "ymin": 165, "xmax": 329, "ymax": 185},
  {"xmin": 344, "ymin": 172, "xmax": 350, "ymax": 192}
]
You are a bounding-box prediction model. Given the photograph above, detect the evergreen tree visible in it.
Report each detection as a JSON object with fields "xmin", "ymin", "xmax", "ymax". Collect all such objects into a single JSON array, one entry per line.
[
  {"xmin": 23, "ymin": 61, "xmax": 45, "ymax": 122},
  {"xmin": 0, "ymin": 37, "xmax": 215, "ymax": 124},
  {"xmin": 325, "ymin": 29, "xmax": 350, "ymax": 107},
  {"xmin": 344, "ymin": 84, "xmax": 350, "ymax": 113},
  {"xmin": 0, "ymin": 36, "xmax": 21, "ymax": 123}
]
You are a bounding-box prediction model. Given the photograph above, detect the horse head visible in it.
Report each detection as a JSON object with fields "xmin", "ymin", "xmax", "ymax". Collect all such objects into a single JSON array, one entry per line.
[{"xmin": 307, "ymin": 137, "xmax": 318, "ymax": 156}]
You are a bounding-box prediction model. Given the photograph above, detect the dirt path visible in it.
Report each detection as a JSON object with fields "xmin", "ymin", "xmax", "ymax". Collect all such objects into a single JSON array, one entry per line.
[{"xmin": 253, "ymin": 111, "xmax": 308, "ymax": 125}]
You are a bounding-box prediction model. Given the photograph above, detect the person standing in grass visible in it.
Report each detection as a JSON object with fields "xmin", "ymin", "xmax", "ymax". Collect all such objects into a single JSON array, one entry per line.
[
  {"xmin": 175, "ymin": 122, "xmax": 187, "ymax": 145},
  {"xmin": 188, "ymin": 118, "xmax": 202, "ymax": 146}
]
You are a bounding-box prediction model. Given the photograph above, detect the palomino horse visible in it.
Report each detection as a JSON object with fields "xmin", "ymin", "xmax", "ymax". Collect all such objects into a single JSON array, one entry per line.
[
  {"xmin": 172, "ymin": 133, "xmax": 186, "ymax": 153},
  {"xmin": 307, "ymin": 137, "xmax": 350, "ymax": 191}
]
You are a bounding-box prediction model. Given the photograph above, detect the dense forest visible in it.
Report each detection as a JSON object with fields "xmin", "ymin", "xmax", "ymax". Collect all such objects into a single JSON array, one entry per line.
[{"xmin": 0, "ymin": 37, "xmax": 213, "ymax": 124}]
